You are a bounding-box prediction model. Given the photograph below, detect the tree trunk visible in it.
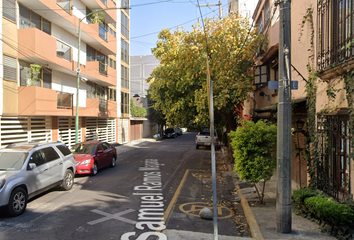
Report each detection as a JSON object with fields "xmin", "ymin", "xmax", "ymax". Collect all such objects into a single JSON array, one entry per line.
[{"xmin": 225, "ymin": 112, "xmax": 238, "ymax": 164}]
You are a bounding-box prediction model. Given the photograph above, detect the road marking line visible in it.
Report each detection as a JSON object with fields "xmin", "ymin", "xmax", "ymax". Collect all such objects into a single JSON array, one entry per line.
[{"xmin": 88, "ymin": 209, "xmax": 136, "ymax": 225}]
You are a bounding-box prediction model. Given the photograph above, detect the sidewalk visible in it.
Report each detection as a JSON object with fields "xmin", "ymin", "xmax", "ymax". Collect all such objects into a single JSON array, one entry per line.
[{"xmin": 232, "ymin": 169, "xmax": 337, "ymax": 240}]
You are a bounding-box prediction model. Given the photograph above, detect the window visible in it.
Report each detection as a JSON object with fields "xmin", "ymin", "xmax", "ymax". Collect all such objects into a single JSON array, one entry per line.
[
  {"xmin": 57, "ymin": 40, "xmax": 71, "ymax": 61},
  {"xmin": 121, "ymin": 65, "xmax": 129, "ymax": 89},
  {"xmin": 121, "ymin": 0, "xmax": 130, "ymax": 14},
  {"xmin": 20, "ymin": 60, "xmax": 52, "ymax": 88},
  {"xmin": 56, "ymin": 145, "xmax": 72, "ymax": 156},
  {"xmin": 3, "ymin": 0, "xmax": 16, "ymax": 22},
  {"xmin": 318, "ymin": 0, "xmax": 354, "ymax": 70},
  {"xmin": 254, "ymin": 65, "xmax": 268, "ymax": 84},
  {"xmin": 42, "ymin": 147, "xmax": 60, "ymax": 162},
  {"xmin": 57, "ymin": 0, "xmax": 71, "ymax": 14},
  {"xmin": 3, "ymin": 55, "xmax": 16, "ymax": 81},
  {"xmin": 86, "ymin": 82, "xmax": 108, "ymax": 100},
  {"xmin": 87, "ymin": 45, "xmax": 96, "ymax": 62},
  {"xmin": 109, "ymin": 88, "xmax": 116, "ymax": 101},
  {"xmin": 29, "ymin": 151, "xmax": 45, "ymax": 167},
  {"xmin": 109, "ymin": 58, "xmax": 116, "ymax": 69},
  {"xmin": 339, "ymin": 119, "xmax": 350, "ymax": 191},
  {"xmin": 99, "ymin": 23, "xmax": 108, "ymax": 41},
  {"xmin": 19, "ymin": 5, "xmax": 52, "ymax": 35},
  {"xmin": 121, "ymin": 12, "xmax": 129, "ymax": 38},
  {"xmin": 121, "ymin": 92, "xmax": 129, "ymax": 114},
  {"xmin": 121, "ymin": 38, "xmax": 129, "ymax": 63}
]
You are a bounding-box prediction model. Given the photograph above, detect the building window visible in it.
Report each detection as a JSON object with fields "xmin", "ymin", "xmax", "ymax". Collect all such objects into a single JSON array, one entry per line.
[
  {"xmin": 121, "ymin": 92, "xmax": 129, "ymax": 114},
  {"xmin": 19, "ymin": 4, "xmax": 51, "ymax": 34},
  {"xmin": 3, "ymin": 55, "xmax": 16, "ymax": 81},
  {"xmin": 121, "ymin": 12, "xmax": 129, "ymax": 38},
  {"xmin": 121, "ymin": 38, "xmax": 129, "ymax": 63},
  {"xmin": 87, "ymin": 45, "xmax": 96, "ymax": 62},
  {"xmin": 109, "ymin": 88, "xmax": 116, "ymax": 101},
  {"xmin": 57, "ymin": 0, "xmax": 71, "ymax": 14},
  {"xmin": 19, "ymin": 60, "xmax": 52, "ymax": 88},
  {"xmin": 254, "ymin": 65, "xmax": 268, "ymax": 84},
  {"xmin": 318, "ymin": 0, "xmax": 354, "ymax": 70},
  {"xmin": 109, "ymin": 58, "xmax": 116, "ymax": 69},
  {"xmin": 57, "ymin": 40, "xmax": 72, "ymax": 61},
  {"xmin": 121, "ymin": 0, "xmax": 130, "ymax": 14},
  {"xmin": 87, "ymin": 82, "xmax": 108, "ymax": 100},
  {"xmin": 3, "ymin": 0, "xmax": 16, "ymax": 22},
  {"xmin": 99, "ymin": 23, "xmax": 108, "ymax": 41},
  {"xmin": 101, "ymin": 0, "xmax": 107, "ymax": 6},
  {"xmin": 121, "ymin": 65, "xmax": 129, "ymax": 89}
]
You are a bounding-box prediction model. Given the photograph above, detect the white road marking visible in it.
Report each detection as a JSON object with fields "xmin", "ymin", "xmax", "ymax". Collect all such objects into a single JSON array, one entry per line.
[{"xmin": 88, "ymin": 209, "xmax": 136, "ymax": 225}]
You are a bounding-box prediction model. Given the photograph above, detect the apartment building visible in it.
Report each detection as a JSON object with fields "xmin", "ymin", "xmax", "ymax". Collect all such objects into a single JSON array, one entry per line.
[
  {"xmin": 245, "ymin": 0, "xmax": 354, "ymax": 201},
  {"xmin": 0, "ymin": 0, "xmax": 130, "ymax": 148}
]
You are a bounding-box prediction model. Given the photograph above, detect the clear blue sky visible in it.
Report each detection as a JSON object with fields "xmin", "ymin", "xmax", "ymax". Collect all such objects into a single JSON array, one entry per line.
[{"xmin": 130, "ymin": 0, "xmax": 258, "ymax": 56}]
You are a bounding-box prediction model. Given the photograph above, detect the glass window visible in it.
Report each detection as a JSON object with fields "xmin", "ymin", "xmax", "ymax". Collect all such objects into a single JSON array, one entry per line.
[
  {"xmin": 19, "ymin": 4, "xmax": 52, "ymax": 34},
  {"xmin": 41, "ymin": 147, "xmax": 60, "ymax": 162},
  {"xmin": 57, "ymin": 40, "xmax": 72, "ymax": 61},
  {"xmin": 56, "ymin": 145, "xmax": 72, "ymax": 156},
  {"xmin": 29, "ymin": 151, "xmax": 45, "ymax": 167},
  {"xmin": 3, "ymin": 0, "xmax": 16, "ymax": 22},
  {"xmin": 57, "ymin": 0, "xmax": 71, "ymax": 14},
  {"xmin": 43, "ymin": 69, "xmax": 52, "ymax": 89}
]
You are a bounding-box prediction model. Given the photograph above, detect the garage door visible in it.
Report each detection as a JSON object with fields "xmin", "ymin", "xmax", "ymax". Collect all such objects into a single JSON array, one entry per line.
[
  {"xmin": 59, "ymin": 117, "xmax": 81, "ymax": 148},
  {"xmin": 0, "ymin": 116, "xmax": 52, "ymax": 148}
]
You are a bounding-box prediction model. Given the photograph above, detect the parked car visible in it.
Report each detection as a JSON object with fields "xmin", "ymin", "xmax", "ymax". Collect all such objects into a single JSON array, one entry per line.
[
  {"xmin": 71, "ymin": 141, "xmax": 117, "ymax": 176},
  {"xmin": 0, "ymin": 141, "xmax": 76, "ymax": 217},
  {"xmin": 163, "ymin": 128, "xmax": 177, "ymax": 138},
  {"xmin": 195, "ymin": 129, "xmax": 220, "ymax": 149},
  {"xmin": 175, "ymin": 127, "xmax": 183, "ymax": 136}
]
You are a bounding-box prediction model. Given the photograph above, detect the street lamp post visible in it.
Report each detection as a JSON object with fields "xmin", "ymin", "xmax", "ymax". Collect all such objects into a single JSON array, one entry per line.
[{"xmin": 75, "ymin": 7, "xmax": 129, "ymax": 143}]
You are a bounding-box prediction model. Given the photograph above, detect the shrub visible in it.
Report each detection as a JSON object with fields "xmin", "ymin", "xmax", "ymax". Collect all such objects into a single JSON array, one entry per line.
[
  {"xmin": 305, "ymin": 195, "xmax": 354, "ymax": 226},
  {"xmin": 292, "ymin": 188, "xmax": 319, "ymax": 208},
  {"xmin": 229, "ymin": 119, "xmax": 277, "ymax": 203}
]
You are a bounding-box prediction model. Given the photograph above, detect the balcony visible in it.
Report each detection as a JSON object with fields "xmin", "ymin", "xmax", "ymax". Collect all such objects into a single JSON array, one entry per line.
[
  {"xmin": 80, "ymin": 98, "xmax": 117, "ymax": 117},
  {"xmin": 18, "ymin": 28, "xmax": 72, "ymax": 70},
  {"xmin": 17, "ymin": 0, "xmax": 116, "ymax": 56},
  {"xmin": 18, "ymin": 86, "xmax": 73, "ymax": 116},
  {"xmin": 79, "ymin": 61, "xmax": 116, "ymax": 86}
]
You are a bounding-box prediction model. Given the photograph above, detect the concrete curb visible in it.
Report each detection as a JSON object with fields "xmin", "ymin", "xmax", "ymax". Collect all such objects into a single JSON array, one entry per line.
[{"xmin": 229, "ymin": 165, "xmax": 264, "ymax": 240}]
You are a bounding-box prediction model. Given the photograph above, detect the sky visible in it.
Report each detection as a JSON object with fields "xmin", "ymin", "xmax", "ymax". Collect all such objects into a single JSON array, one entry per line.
[{"xmin": 130, "ymin": 0, "xmax": 259, "ymax": 56}]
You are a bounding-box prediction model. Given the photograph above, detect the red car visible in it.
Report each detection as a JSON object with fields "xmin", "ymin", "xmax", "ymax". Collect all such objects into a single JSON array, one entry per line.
[{"xmin": 71, "ymin": 141, "xmax": 117, "ymax": 176}]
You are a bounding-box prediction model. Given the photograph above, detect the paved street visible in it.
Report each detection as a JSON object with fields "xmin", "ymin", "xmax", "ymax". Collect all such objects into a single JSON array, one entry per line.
[{"xmin": 0, "ymin": 133, "xmax": 250, "ymax": 240}]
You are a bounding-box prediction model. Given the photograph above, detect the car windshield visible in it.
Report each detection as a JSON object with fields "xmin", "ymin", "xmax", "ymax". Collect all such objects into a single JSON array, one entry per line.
[
  {"xmin": 165, "ymin": 129, "xmax": 174, "ymax": 133},
  {"xmin": 0, "ymin": 152, "xmax": 28, "ymax": 171},
  {"xmin": 71, "ymin": 144, "xmax": 96, "ymax": 154}
]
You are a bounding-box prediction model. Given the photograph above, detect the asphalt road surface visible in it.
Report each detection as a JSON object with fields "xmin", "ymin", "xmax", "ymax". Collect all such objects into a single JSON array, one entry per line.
[{"xmin": 0, "ymin": 132, "xmax": 250, "ymax": 240}]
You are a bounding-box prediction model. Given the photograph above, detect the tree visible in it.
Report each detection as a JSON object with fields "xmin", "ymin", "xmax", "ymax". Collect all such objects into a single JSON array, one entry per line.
[
  {"xmin": 130, "ymin": 99, "xmax": 147, "ymax": 118},
  {"xmin": 229, "ymin": 119, "xmax": 277, "ymax": 204},
  {"xmin": 24, "ymin": 63, "xmax": 42, "ymax": 86},
  {"xmin": 147, "ymin": 13, "xmax": 264, "ymax": 148}
]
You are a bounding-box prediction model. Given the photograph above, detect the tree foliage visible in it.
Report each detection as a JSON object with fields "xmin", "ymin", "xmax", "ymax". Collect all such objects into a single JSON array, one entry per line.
[
  {"xmin": 229, "ymin": 119, "xmax": 277, "ymax": 203},
  {"xmin": 130, "ymin": 99, "xmax": 147, "ymax": 118},
  {"xmin": 147, "ymin": 13, "xmax": 265, "ymax": 129}
]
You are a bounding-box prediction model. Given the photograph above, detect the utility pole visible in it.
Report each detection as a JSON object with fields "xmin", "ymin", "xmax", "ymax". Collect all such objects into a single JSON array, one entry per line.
[
  {"xmin": 196, "ymin": 1, "xmax": 222, "ymax": 19},
  {"xmin": 276, "ymin": 0, "xmax": 292, "ymax": 233}
]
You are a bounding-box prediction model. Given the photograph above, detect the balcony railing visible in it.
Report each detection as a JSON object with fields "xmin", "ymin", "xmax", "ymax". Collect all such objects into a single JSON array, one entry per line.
[
  {"xmin": 57, "ymin": 91, "xmax": 73, "ymax": 108},
  {"xmin": 99, "ymin": 99, "xmax": 108, "ymax": 112},
  {"xmin": 99, "ymin": 62, "xmax": 108, "ymax": 76},
  {"xmin": 99, "ymin": 25, "xmax": 107, "ymax": 41}
]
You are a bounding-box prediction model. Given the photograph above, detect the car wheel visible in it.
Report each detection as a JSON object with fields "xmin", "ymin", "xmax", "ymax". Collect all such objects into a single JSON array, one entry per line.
[
  {"xmin": 196, "ymin": 145, "xmax": 199, "ymax": 149},
  {"xmin": 60, "ymin": 169, "xmax": 74, "ymax": 191},
  {"xmin": 91, "ymin": 162, "xmax": 98, "ymax": 176},
  {"xmin": 7, "ymin": 187, "xmax": 27, "ymax": 217},
  {"xmin": 110, "ymin": 156, "xmax": 116, "ymax": 168}
]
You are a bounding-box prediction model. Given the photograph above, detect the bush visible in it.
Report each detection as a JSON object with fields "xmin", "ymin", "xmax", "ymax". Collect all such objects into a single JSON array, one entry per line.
[
  {"xmin": 229, "ymin": 119, "xmax": 277, "ymax": 203},
  {"xmin": 305, "ymin": 195, "xmax": 354, "ymax": 226},
  {"xmin": 292, "ymin": 188, "xmax": 319, "ymax": 208}
]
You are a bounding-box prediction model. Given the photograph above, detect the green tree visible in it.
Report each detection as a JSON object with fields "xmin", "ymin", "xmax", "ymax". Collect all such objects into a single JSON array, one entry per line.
[
  {"xmin": 130, "ymin": 99, "xmax": 147, "ymax": 118},
  {"xmin": 24, "ymin": 63, "xmax": 42, "ymax": 86},
  {"xmin": 147, "ymin": 13, "xmax": 264, "ymax": 150},
  {"xmin": 229, "ymin": 119, "xmax": 277, "ymax": 203}
]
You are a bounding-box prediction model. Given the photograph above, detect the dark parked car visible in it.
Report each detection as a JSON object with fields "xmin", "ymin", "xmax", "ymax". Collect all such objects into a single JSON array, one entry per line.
[
  {"xmin": 163, "ymin": 128, "xmax": 177, "ymax": 138},
  {"xmin": 71, "ymin": 141, "xmax": 117, "ymax": 176}
]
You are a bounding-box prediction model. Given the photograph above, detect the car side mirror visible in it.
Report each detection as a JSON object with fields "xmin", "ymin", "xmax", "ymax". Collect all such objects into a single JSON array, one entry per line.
[
  {"xmin": 98, "ymin": 150, "xmax": 104, "ymax": 153},
  {"xmin": 27, "ymin": 163, "xmax": 36, "ymax": 170}
]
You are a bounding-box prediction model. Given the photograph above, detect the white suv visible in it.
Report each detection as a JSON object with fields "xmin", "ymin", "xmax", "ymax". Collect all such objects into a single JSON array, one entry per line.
[{"xmin": 0, "ymin": 141, "xmax": 76, "ymax": 217}]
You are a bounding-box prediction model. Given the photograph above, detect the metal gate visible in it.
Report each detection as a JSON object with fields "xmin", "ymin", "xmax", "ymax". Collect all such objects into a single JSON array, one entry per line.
[
  {"xmin": 0, "ymin": 116, "xmax": 52, "ymax": 148},
  {"xmin": 58, "ymin": 117, "xmax": 81, "ymax": 148},
  {"xmin": 317, "ymin": 114, "xmax": 351, "ymax": 201},
  {"xmin": 86, "ymin": 118, "xmax": 116, "ymax": 143}
]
